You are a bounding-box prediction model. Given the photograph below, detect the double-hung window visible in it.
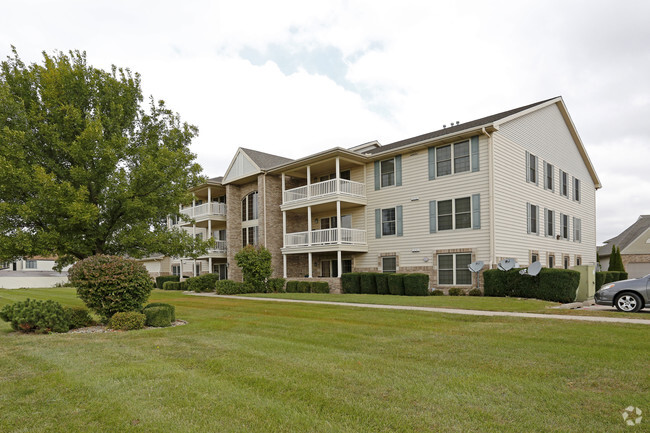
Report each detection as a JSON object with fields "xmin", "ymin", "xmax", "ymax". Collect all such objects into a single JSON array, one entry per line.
[
  {"xmin": 544, "ymin": 162, "xmax": 554, "ymax": 191},
  {"xmin": 573, "ymin": 217, "xmax": 582, "ymax": 242},
  {"xmin": 573, "ymin": 177, "xmax": 580, "ymax": 202},
  {"xmin": 382, "ymin": 256, "xmax": 397, "ymax": 273},
  {"xmin": 437, "ymin": 198, "xmax": 471, "ymax": 231},
  {"xmin": 545, "ymin": 209, "xmax": 555, "ymax": 237},
  {"xmin": 26, "ymin": 260, "xmax": 37, "ymax": 269},
  {"xmin": 380, "ymin": 159, "xmax": 395, "ymax": 187},
  {"xmin": 527, "ymin": 203, "xmax": 539, "ymax": 234},
  {"xmin": 242, "ymin": 226, "xmax": 259, "ymax": 247},
  {"xmin": 241, "ymin": 191, "xmax": 258, "ymax": 221},
  {"xmin": 382, "ymin": 208, "xmax": 396, "ymax": 236},
  {"xmin": 436, "ymin": 140, "xmax": 471, "ymax": 177},
  {"xmin": 560, "ymin": 213, "xmax": 569, "ymax": 240},
  {"xmin": 560, "ymin": 170, "xmax": 568, "ymax": 197},
  {"xmin": 438, "ymin": 253, "xmax": 472, "ymax": 285},
  {"xmin": 526, "ymin": 152, "xmax": 538, "ymax": 184}
]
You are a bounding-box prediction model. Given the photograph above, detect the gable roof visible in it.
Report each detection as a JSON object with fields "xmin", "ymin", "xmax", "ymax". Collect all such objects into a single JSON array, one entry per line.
[
  {"xmin": 240, "ymin": 148, "xmax": 293, "ymax": 169},
  {"xmin": 366, "ymin": 97, "xmax": 556, "ymax": 155},
  {"xmin": 222, "ymin": 147, "xmax": 293, "ymax": 185},
  {"xmin": 598, "ymin": 215, "xmax": 650, "ymax": 256}
]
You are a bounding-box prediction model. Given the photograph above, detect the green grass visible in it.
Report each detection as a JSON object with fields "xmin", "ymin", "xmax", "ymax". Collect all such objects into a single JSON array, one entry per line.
[
  {"xmin": 1, "ymin": 288, "xmax": 649, "ymax": 432},
  {"xmin": 238, "ymin": 292, "xmax": 650, "ymax": 319}
]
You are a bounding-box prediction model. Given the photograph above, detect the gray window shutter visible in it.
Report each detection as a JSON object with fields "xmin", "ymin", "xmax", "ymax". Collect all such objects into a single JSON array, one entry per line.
[
  {"xmin": 472, "ymin": 194, "xmax": 480, "ymax": 229},
  {"xmin": 429, "ymin": 200, "xmax": 437, "ymax": 233},
  {"xmin": 544, "ymin": 207, "xmax": 548, "ymax": 235},
  {"xmin": 396, "ymin": 205, "xmax": 403, "ymax": 236},
  {"xmin": 572, "ymin": 216, "xmax": 576, "ymax": 242},
  {"xmin": 551, "ymin": 165, "xmax": 555, "ymax": 192},
  {"xmin": 525, "ymin": 151, "xmax": 530, "ymax": 183},
  {"xmin": 534, "ymin": 156, "xmax": 539, "ymax": 186},
  {"xmin": 428, "ymin": 147, "xmax": 436, "ymax": 180},
  {"xmin": 395, "ymin": 155, "xmax": 402, "ymax": 186},
  {"xmin": 543, "ymin": 162, "xmax": 548, "ymax": 189},
  {"xmin": 536, "ymin": 205, "xmax": 540, "ymax": 236},
  {"xmin": 374, "ymin": 161, "xmax": 380, "ymax": 191},
  {"xmin": 375, "ymin": 209, "xmax": 381, "ymax": 238},
  {"xmin": 526, "ymin": 202, "xmax": 531, "ymax": 234},
  {"xmin": 471, "ymin": 136, "xmax": 479, "ymax": 172}
]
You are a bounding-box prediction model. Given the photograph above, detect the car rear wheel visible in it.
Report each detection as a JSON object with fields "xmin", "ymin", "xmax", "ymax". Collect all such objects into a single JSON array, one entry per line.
[{"xmin": 614, "ymin": 293, "xmax": 643, "ymax": 313}]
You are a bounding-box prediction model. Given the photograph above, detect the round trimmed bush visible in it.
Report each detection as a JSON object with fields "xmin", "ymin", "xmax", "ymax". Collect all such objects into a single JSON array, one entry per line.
[
  {"xmin": 108, "ymin": 311, "xmax": 146, "ymax": 331},
  {"xmin": 468, "ymin": 288, "xmax": 483, "ymax": 296},
  {"xmin": 64, "ymin": 306, "xmax": 95, "ymax": 329},
  {"xmin": 144, "ymin": 303, "xmax": 176, "ymax": 322},
  {"xmin": 69, "ymin": 255, "xmax": 154, "ymax": 319},
  {"xmin": 143, "ymin": 306, "xmax": 172, "ymax": 327},
  {"xmin": 448, "ymin": 287, "xmax": 466, "ymax": 296}
]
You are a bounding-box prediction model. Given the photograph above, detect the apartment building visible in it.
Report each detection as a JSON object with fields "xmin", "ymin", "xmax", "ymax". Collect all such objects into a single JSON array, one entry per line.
[{"xmin": 148, "ymin": 96, "xmax": 600, "ymax": 290}]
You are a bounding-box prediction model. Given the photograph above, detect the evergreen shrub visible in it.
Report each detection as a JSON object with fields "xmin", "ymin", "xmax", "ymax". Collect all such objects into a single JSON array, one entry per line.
[
  {"xmin": 310, "ymin": 281, "xmax": 330, "ymax": 293},
  {"xmin": 285, "ymin": 281, "xmax": 299, "ymax": 293},
  {"xmin": 0, "ymin": 299, "xmax": 69, "ymax": 333},
  {"xmin": 341, "ymin": 273, "xmax": 361, "ymax": 294},
  {"xmin": 448, "ymin": 287, "xmax": 465, "ymax": 296},
  {"xmin": 144, "ymin": 303, "xmax": 175, "ymax": 321},
  {"xmin": 297, "ymin": 281, "xmax": 311, "ymax": 293},
  {"xmin": 215, "ymin": 280, "xmax": 247, "ymax": 295},
  {"xmin": 64, "ymin": 306, "xmax": 95, "ymax": 329},
  {"xmin": 156, "ymin": 275, "xmax": 180, "ymax": 289},
  {"xmin": 375, "ymin": 273, "xmax": 390, "ymax": 295},
  {"xmin": 186, "ymin": 273, "xmax": 220, "ymax": 292},
  {"xmin": 387, "ymin": 274, "xmax": 405, "ymax": 296},
  {"xmin": 403, "ymin": 273, "xmax": 429, "ymax": 296},
  {"xmin": 267, "ymin": 278, "xmax": 286, "ymax": 293},
  {"xmin": 360, "ymin": 273, "xmax": 377, "ymax": 294},
  {"xmin": 143, "ymin": 307, "xmax": 172, "ymax": 327},
  {"xmin": 108, "ymin": 311, "xmax": 146, "ymax": 331}
]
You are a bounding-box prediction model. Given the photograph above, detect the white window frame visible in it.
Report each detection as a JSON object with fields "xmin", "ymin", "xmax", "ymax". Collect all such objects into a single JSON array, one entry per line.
[
  {"xmin": 438, "ymin": 197, "xmax": 472, "ymax": 231},
  {"xmin": 560, "ymin": 170, "xmax": 568, "ymax": 197},
  {"xmin": 172, "ymin": 264, "xmax": 181, "ymax": 276},
  {"xmin": 380, "ymin": 158, "xmax": 395, "ymax": 188},
  {"xmin": 528, "ymin": 204, "xmax": 539, "ymax": 235},
  {"xmin": 527, "ymin": 152, "xmax": 538, "ymax": 184},
  {"xmin": 544, "ymin": 162, "xmax": 554, "ymax": 191},
  {"xmin": 573, "ymin": 177, "xmax": 581, "ymax": 202},
  {"xmin": 561, "ymin": 213, "xmax": 569, "ymax": 240},
  {"xmin": 573, "ymin": 217, "xmax": 582, "ymax": 243},
  {"xmin": 26, "ymin": 260, "xmax": 37, "ymax": 269},
  {"xmin": 437, "ymin": 253, "xmax": 472, "ymax": 285},
  {"xmin": 382, "ymin": 256, "xmax": 397, "ymax": 273},
  {"xmin": 241, "ymin": 191, "xmax": 259, "ymax": 221},
  {"xmin": 381, "ymin": 208, "xmax": 396, "ymax": 236},
  {"xmin": 545, "ymin": 209, "xmax": 555, "ymax": 237},
  {"xmin": 436, "ymin": 140, "xmax": 471, "ymax": 178},
  {"xmin": 242, "ymin": 226, "xmax": 259, "ymax": 247}
]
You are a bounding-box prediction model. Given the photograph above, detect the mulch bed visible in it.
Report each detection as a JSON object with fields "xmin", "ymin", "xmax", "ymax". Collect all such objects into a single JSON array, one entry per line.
[{"xmin": 67, "ymin": 319, "xmax": 188, "ymax": 334}]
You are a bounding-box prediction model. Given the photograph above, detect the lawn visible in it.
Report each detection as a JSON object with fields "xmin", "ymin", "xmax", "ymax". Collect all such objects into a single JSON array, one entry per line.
[{"xmin": 1, "ymin": 288, "xmax": 648, "ymax": 433}]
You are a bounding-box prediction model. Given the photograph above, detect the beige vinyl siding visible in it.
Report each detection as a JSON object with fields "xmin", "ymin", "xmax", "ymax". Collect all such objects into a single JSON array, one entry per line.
[
  {"xmin": 356, "ymin": 136, "xmax": 490, "ymax": 271},
  {"xmin": 622, "ymin": 227, "xmax": 650, "ymax": 255},
  {"xmin": 312, "ymin": 206, "xmax": 366, "ymax": 231},
  {"xmin": 493, "ymin": 103, "xmax": 597, "ymax": 266}
]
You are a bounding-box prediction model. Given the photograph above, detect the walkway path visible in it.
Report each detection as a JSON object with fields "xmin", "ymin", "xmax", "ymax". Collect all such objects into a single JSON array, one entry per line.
[{"xmin": 189, "ymin": 293, "xmax": 650, "ymax": 325}]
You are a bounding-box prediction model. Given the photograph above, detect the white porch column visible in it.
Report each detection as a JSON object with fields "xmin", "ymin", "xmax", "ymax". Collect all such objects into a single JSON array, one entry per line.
[
  {"xmin": 209, "ymin": 257, "xmax": 212, "ymax": 274},
  {"xmin": 306, "ymin": 166, "xmax": 311, "ymax": 199},
  {"xmin": 207, "ymin": 186, "xmax": 211, "ymax": 204},
  {"xmin": 337, "ymin": 250, "xmax": 342, "ymax": 278},
  {"xmin": 192, "ymin": 195, "xmax": 196, "ymax": 218},
  {"xmin": 336, "ymin": 201, "xmax": 341, "ymax": 245},
  {"xmin": 335, "ymin": 156, "xmax": 340, "ymax": 194},
  {"xmin": 282, "ymin": 211, "xmax": 287, "ymax": 247},
  {"xmin": 208, "ymin": 220, "xmax": 212, "ymax": 239},
  {"xmin": 307, "ymin": 206, "xmax": 312, "ymax": 246},
  {"xmin": 193, "ymin": 258, "xmax": 197, "ymax": 276},
  {"xmin": 283, "ymin": 254, "xmax": 287, "ymax": 278},
  {"xmin": 308, "ymin": 252, "xmax": 312, "ymax": 278},
  {"xmin": 281, "ymin": 173, "xmax": 286, "ymax": 203},
  {"xmin": 179, "ymin": 260, "xmax": 183, "ymax": 279}
]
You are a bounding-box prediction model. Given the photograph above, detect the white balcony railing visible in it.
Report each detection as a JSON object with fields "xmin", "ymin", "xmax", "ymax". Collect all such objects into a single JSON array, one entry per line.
[
  {"xmin": 180, "ymin": 202, "xmax": 227, "ymax": 220},
  {"xmin": 208, "ymin": 240, "xmax": 227, "ymax": 254},
  {"xmin": 284, "ymin": 228, "xmax": 366, "ymax": 247},
  {"xmin": 283, "ymin": 179, "xmax": 365, "ymax": 205}
]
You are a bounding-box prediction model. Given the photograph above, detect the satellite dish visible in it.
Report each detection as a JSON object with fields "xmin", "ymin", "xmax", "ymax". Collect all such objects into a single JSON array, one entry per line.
[
  {"xmin": 497, "ymin": 258, "xmax": 516, "ymax": 271},
  {"xmin": 468, "ymin": 261, "xmax": 484, "ymax": 273},
  {"xmin": 527, "ymin": 261, "xmax": 542, "ymax": 276}
]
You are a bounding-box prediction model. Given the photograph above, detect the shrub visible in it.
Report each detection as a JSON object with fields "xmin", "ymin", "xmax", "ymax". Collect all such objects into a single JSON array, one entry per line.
[
  {"xmin": 360, "ymin": 273, "xmax": 377, "ymax": 294},
  {"xmin": 64, "ymin": 306, "xmax": 95, "ymax": 329},
  {"xmin": 186, "ymin": 273, "xmax": 220, "ymax": 293},
  {"xmin": 483, "ymin": 269, "xmax": 506, "ymax": 297},
  {"xmin": 297, "ymin": 281, "xmax": 311, "ymax": 293},
  {"xmin": 608, "ymin": 245, "xmax": 626, "ymax": 272},
  {"xmin": 468, "ymin": 288, "xmax": 483, "ymax": 296},
  {"xmin": 162, "ymin": 281, "xmax": 184, "ymax": 290},
  {"xmin": 143, "ymin": 303, "xmax": 175, "ymax": 322},
  {"xmin": 108, "ymin": 311, "xmax": 146, "ymax": 331},
  {"xmin": 536, "ymin": 268, "xmax": 579, "ymax": 303},
  {"xmin": 235, "ymin": 245, "xmax": 273, "ymax": 293},
  {"xmin": 144, "ymin": 307, "xmax": 172, "ymax": 327},
  {"xmin": 267, "ymin": 278, "xmax": 286, "ymax": 293},
  {"xmin": 387, "ymin": 274, "xmax": 405, "ymax": 296},
  {"xmin": 595, "ymin": 271, "xmax": 606, "ymax": 291},
  {"xmin": 310, "ymin": 281, "xmax": 330, "ymax": 293},
  {"xmin": 403, "ymin": 273, "xmax": 429, "ymax": 296},
  {"xmin": 375, "ymin": 273, "xmax": 390, "ymax": 295},
  {"xmin": 448, "ymin": 287, "xmax": 465, "ymax": 296},
  {"xmin": 0, "ymin": 299, "xmax": 69, "ymax": 333},
  {"xmin": 215, "ymin": 280, "xmax": 248, "ymax": 295},
  {"xmin": 619, "ymin": 271, "xmax": 629, "ymax": 280},
  {"xmin": 156, "ymin": 275, "xmax": 180, "ymax": 289},
  {"xmin": 429, "ymin": 289, "xmax": 444, "ymax": 296},
  {"xmin": 286, "ymin": 281, "xmax": 299, "ymax": 293},
  {"xmin": 69, "ymin": 255, "xmax": 153, "ymax": 319},
  {"xmin": 341, "ymin": 273, "xmax": 361, "ymax": 294}
]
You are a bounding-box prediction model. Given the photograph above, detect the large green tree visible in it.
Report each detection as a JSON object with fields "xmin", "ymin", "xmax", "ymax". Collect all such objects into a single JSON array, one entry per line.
[{"xmin": 0, "ymin": 48, "xmax": 209, "ymax": 268}]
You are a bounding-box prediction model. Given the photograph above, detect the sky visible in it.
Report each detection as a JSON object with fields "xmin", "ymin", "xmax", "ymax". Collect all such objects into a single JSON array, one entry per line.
[{"xmin": 1, "ymin": 0, "xmax": 649, "ymax": 245}]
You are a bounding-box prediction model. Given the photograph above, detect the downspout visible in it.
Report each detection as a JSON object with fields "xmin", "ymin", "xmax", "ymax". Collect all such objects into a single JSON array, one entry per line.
[{"xmin": 482, "ymin": 127, "xmax": 496, "ymax": 269}]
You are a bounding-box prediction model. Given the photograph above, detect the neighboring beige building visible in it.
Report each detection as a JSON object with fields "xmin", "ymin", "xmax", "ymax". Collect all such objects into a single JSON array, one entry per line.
[
  {"xmin": 148, "ymin": 96, "xmax": 600, "ymax": 290},
  {"xmin": 598, "ymin": 215, "xmax": 650, "ymax": 278}
]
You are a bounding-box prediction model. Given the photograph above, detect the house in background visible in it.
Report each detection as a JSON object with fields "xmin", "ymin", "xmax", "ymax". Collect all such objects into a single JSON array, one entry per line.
[
  {"xmin": 0, "ymin": 256, "xmax": 70, "ymax": 289},
  {"xmin": 144, "ymin": 96, "xmax": 600, "ymax": 291},
  {"xmin": 598, "ymin": 215, "xmax": 650, "ymax": 278},
  {"xmin": 1, "ymin": 256, "xmax": 70, "ymax": 272}
]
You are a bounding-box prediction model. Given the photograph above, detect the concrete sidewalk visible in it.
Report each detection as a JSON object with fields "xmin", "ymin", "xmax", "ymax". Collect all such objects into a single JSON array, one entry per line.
[{"xmin": 188, "ymin": 293, "xmax": 650, "ymax": 326}]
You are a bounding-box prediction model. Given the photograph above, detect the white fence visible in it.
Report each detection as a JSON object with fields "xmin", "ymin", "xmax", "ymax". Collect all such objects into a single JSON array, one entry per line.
[
  {"xmin": 180, "ymin": 202, "xmax": 227, "ymax": 219},
  {"xmin": 283, "ymin": 179, "xmax": 365, "ymax": 204},
  {"xmin": 284, "ymin": 228, "xmax": 366, "ymax": 247}
]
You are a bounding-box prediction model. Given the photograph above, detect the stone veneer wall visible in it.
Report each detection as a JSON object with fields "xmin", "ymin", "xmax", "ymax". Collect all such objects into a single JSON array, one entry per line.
[
  {"xmin": 258, "ymin": 174, "xmax": 284, "ymax": 278},
  {"xmin": 226, "ymin": 184, "xmax": 243, "ymax": 282}
]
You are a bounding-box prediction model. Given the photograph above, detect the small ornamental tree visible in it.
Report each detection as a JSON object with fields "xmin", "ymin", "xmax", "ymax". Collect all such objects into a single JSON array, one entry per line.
[
  {"xmin": 608, "ymin": 245, "xmax": 626, "ymax": 272},
  {"xmin": 234, "ymin": 245, "xmax": 272, "ymax": 293},
  {"xmin": 69, "ymin": 255, "xmax": 153, "ymax": 319}
]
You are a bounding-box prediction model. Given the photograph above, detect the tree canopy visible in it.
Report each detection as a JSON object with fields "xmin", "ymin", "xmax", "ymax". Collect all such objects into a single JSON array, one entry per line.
[{"xmin": 0, "ymin": 48, "xmax": 209, "ymax": 268}]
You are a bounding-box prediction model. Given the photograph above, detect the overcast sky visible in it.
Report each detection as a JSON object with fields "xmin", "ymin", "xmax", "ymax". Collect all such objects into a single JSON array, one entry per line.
[{"xmin": 2, "ymin": 0, "xmax": 649, "ymax": 245}]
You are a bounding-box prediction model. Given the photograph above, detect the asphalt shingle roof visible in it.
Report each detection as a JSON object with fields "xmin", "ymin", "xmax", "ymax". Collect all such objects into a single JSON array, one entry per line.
[
  {"xmin": 241, "ymin": 148, "xmax": 293, "ymax": 169},
  {"xmin": 366, "ymin": 97, "xmax": 557, "ymax": 155},
  {"xmin": 598, "ymin": 215, "xmax": 650, "ymax": 256}
]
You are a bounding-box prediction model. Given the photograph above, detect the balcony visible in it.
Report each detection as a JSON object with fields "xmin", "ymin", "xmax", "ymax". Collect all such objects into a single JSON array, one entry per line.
[
  {"xmin": 206, "ymin": 240, "xmax": 227, "ymax": 255},
  {"xmin": 284, "ymin": 228, "xmax": 367, "ymax": 251},
  {"xmin": 283, "ymin": 179, "xmax": 366, "ymax": 208},
  {"xmin": 179, "ymin": 202, "xmax": 227, "ymax": 222}
]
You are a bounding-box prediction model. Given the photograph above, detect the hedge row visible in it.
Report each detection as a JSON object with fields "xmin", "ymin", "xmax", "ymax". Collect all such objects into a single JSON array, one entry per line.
[
  {"xmin": 341, "ymin": 273, "xmax": 429, "ymax": 296},
  {"xmin": 284, "ymin": 280, "xmax": 330, "ymax": 293},
  {"xmin": 162, "ymin": 281, "xmax": 188, "ymax": 291},
  {"xmin": 155, "ymin": 275, "xmax": 180, "ymax": 289},
  {"xmin": 595, "ymin": 271, "xmax": 629, "ymax": 290},
  {"xmin": 484, "ymin": 268, "xmax": 580, "ymax": 303}
]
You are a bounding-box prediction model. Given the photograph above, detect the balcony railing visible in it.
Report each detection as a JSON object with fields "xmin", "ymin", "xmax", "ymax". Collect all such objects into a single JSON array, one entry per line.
[
  {"xmin": 284, "ymin": 228, "xmax": 366, "ymax": 247},
  {"xmin": 283, "ymin": 179, "xmax": 365, "ymax": 205},
  {"xmin": 180, "ymin": 202, "xmax": 227, "ymax": 220},
  {"xmin": 208, "ymin": 240, "xmax": 227, "ymax": 254}
]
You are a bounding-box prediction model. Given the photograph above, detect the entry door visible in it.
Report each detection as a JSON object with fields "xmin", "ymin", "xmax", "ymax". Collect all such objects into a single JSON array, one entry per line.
[
  {"xmin": 321, "ymin": 260, "xmax": 338, "ymax": 278},
  {"xmin": 213, "ymin": 263, "xmax": 227, "ymax": 280}
]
